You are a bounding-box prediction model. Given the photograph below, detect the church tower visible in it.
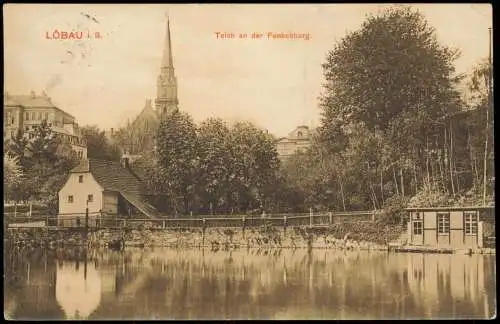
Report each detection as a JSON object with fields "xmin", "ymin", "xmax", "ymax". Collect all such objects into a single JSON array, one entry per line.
[{"xmin": 155, "ymin": 15, "xmax": 179, "ymax": 117}]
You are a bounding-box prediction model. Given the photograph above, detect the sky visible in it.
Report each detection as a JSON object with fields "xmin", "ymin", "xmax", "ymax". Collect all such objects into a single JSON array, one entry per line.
[{"xmin": 3, "ymin": 4, "xmax": 492, "ymax": 137}]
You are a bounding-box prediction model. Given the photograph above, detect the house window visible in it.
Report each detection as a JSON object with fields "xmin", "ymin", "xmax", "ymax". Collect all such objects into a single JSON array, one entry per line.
[
  {"xmin": 413, "ymin": 219, "xmax": 423, "ymax": 235},
  {"xmin": 464, "ymin": 212, "xmax": 478, "ymax": 235},
  {"xmin": 78, "ymin": 175, "xmax": 84, "ymax": 183},
  {"xmin": 87, "ymin": 194, "xmax": 94, "ymax": 203},
  {"xmin": 68, "ymin": 195, "xmax": 74, "ymax": 203},
  {"xmin": 44, "ymin": 112, "xmax": 49, "ymax": 120},
  {"xmin": 25, "ymin": 112, "xmax": 29, "ymax": 121},
  {"xmin": 437, "ymin": 213, "xmax": 450, "ymax": 234}
]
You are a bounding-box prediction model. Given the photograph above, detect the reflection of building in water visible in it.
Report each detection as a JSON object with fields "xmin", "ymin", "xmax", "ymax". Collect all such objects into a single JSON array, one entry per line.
[
  {"xmin": 406, "ymin": 254, "xmax": 488, "ymax": 316},
  {"xmin": 55, "ymin": 261, "xmax": 102, "ymax": 319}
]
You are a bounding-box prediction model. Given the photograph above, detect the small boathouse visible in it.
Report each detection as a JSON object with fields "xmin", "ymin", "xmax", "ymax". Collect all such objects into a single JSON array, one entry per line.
[{"xmin": 405, "ymin": 206, "xmax": 495, "ymax": 249}]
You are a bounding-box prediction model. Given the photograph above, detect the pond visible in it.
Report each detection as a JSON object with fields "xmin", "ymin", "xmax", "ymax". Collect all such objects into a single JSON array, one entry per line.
[{"xmin": 3, "ymin": 247, "xmax": 496, "ymax": 320}]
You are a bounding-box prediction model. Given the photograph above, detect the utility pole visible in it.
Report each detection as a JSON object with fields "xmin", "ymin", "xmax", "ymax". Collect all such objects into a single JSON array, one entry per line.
[{"xmin": 483, "ymin": 27, "xmax": 492, "ymax": 206}]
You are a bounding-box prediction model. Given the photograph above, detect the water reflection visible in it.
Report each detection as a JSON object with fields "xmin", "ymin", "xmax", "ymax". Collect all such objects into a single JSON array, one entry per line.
[
  {"xmin": 3, "ymin": 247, "xmax": 496, "ymax": 320},
  {"xmin": 55, "ymin": 260, "xmax": 101, "ymax": 319}
]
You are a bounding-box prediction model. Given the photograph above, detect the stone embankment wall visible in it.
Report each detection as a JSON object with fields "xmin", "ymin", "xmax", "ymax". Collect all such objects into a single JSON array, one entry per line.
[{"xmin": 4, "ymin": 223, "xmax": 405, "ymax": 252}]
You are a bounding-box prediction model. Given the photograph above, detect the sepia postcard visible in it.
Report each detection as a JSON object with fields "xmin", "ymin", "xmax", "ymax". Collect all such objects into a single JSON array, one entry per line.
[{"xmin": 3, "ymin": 3, "xmax": 495, "ymax": 320}]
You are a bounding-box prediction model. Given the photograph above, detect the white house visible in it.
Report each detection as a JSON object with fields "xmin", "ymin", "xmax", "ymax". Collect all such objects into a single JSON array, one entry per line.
[{"xmin": 58, "ymin": 158, "xmax": 160, "ymax": 227}]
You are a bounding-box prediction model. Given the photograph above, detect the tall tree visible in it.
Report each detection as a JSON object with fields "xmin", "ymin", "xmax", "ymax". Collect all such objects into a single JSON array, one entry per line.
[
  {"xmin": 228, "ymin": 122, "xmax": 281, "ymax": 213},
  {"xmin": 4, "ymin": 120, "xmax": 79, "ymax": 212},
  {"xmin": 320, "ymin": 6, "xmax": 461, "ymax": 136},
  {"xmin": 196, "ymin": 118, "xmax": 232, "ymax": 214},
  {"xmin": 4, "ymin": 155, "xmax": 24, "ymax": 202},
  {"xmin": 154, "ymin": 111, "xmax": 199, "ymax": 214},
  {"xmin": 317, "ymin": 5, "xmax": 465, "ymax": 208},
  {"xmin": 466, "ymin": 58, "xmax": 494, "ymax": 204},
  {"xmin": 81, "ymin": 125, "xmax": 121, "ymax": 160}
]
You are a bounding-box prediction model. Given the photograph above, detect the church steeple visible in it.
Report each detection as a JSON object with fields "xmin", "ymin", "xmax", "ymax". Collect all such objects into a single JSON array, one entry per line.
[
  {"xmin": 162, "ymin": 14, "xmax": 174, "ymax": 68},
  {"xmin": 155, "ymin": 14, "xmax": 179, "ymax": 117}
]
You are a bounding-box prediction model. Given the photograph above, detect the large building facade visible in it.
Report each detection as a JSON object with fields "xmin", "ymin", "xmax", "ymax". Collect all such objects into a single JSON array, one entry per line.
[
  {"xmin": 118, "ymin": 16, "xmax": 179, "ymax": 155},
  {"xmin": 3, "ymin": 91, "xmax": 87, "ymax": 159},
  {"xmin": 276, "ymin": 125, "xmax": 316, "ymax": 160}
]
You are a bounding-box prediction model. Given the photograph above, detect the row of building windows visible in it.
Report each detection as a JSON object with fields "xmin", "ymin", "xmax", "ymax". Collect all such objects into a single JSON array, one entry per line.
[
  {"xmin": 4, "ymin": 127, "xmax": 84, "ymax": 149},
  {"xmin": 67, "ymin": 194, "xmax": 93, "ymax": 203},
  {"xmin": 25, "ymin": 111, "xmax": 49, "ymax": 121},
  {"xmin": 412, "ymin": 212, "xmax": 478, "ymax": 235}
]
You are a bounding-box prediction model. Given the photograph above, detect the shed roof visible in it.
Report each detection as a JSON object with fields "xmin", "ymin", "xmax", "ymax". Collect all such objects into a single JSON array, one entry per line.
[{"xmin": 405, "ymin": 206, "xmax": 495, "ymax": 211}]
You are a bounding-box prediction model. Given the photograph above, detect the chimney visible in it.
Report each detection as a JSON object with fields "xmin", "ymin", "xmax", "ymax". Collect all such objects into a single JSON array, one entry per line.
[{"xmin": 30, "ymin": 90, "xmax": 36, "ymax": 98}]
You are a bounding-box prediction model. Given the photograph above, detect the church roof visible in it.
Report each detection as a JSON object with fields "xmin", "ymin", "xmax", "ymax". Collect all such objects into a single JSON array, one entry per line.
[{"xmin": 130, "ymin": 100, "xmax": 160, "ymax": 131}]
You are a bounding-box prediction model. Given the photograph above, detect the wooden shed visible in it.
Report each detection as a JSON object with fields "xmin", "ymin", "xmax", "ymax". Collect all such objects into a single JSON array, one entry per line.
[{"xmin": 405, "ymin": 206, "xmax": 495, "ymax": 249}]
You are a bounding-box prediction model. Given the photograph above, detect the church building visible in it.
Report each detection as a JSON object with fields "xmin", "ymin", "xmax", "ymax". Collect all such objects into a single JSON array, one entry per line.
[{"xmin": 119, "ymin": 16, "xmax": 180, "ymax": 156}]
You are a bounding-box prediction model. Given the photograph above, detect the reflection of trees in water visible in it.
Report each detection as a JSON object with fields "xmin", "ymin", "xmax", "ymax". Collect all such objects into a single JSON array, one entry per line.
[
  {"xmin": 4, "ymin": 247, "xmax": 63, "ymax": 320},
  {"xmin": 118, "ymin": 250, "xmax": 491, "ymax": 319},
  {"xmin": 4, "ymin": 247, "xmax": 496, "ymax": 320}
]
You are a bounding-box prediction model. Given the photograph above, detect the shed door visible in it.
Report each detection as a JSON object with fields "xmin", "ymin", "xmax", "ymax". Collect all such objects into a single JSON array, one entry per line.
[{"xmin": 412, "ymin": 212, "xmax": 424, "ymax": 246}]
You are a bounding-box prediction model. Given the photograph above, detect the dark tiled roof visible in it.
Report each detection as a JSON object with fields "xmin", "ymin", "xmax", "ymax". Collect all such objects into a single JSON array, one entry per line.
[
  {"xmin": 71, "ymin": 159, "xmax": 144, "ymax": 196},
  {"xmin": 70, "ymin": 158, "xmax": 161, "ymax": 218},
  {"xmin": 121, "ymin": 192, "xmax": 161, "ymax": 219}
]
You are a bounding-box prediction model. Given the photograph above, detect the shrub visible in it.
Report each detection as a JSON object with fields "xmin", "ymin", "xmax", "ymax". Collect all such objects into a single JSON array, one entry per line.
[{"xmin": 378, "ymin": 195, "xmax": 410, "ymax": 225}]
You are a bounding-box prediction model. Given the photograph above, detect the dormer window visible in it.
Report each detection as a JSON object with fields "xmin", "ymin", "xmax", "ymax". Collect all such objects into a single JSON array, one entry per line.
[{"xmin": 297, "ymin": 131, "xmax": 303, "ymax": 137}]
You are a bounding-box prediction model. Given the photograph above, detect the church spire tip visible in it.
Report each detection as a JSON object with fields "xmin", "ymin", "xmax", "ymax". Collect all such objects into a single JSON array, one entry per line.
[{"xmin": 162, "ymin": 12, "xmax": 173, "ymax": 68}]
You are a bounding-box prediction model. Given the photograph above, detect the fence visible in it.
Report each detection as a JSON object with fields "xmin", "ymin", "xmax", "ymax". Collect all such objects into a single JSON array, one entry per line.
[{"xmin": 4, "ymin": 210, "xmax": 377, "ymax": 231}]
